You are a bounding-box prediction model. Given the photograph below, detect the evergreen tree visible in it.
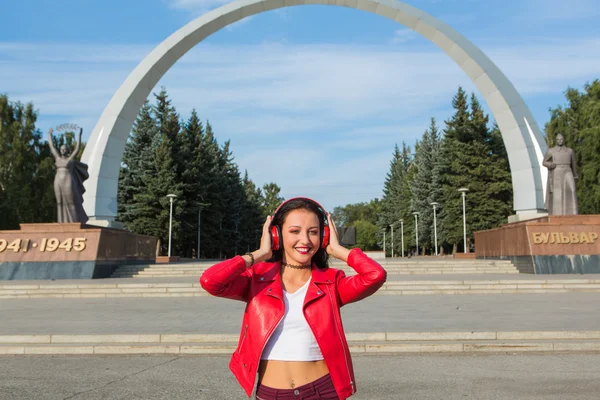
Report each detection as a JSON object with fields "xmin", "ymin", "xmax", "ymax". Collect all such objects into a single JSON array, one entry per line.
[
  {"xmin": 218, "ymin": 140, "xmax": 245, "ymax": 258},
  {"xmin": 151, "ymin": 89, "xmax": 183, "ymax": 254},
  {"xmin": 175, "ymin": 110, "xmax": 205, "ymax": 257},
  {"xmin": 467, "ymin": 94, "xmax": 513, "ymax": 232},
  {"xmin": 437, "ymin": 88, "xmax": 513, "ymax": 253},
  {"xmin": 241, "ymin": 171, "xmax": 265, "ymax": 253},
  {"xmin": 262, "ymin": 183, "xmax": 284, "ymax": 216},
  {"xmin": 119, "ymin": 90, "xmax": 182, "ymax": 255},
  {"xmin": 409, "ymin": 118, "xmax": 441, "ymax": 254},
  {"xmin": 196, "ymin": 121, "xmax": 227, "ymax": 258},
  {"xmin": 437, "ymin": 87, "xmax": 474, "ymax": 253},
  {"xmin": 113, "ymin": 90, "xmax": 285, "ymax": 258},
  {"xmin": 377, "ymin": 143, "xmax": 413, "ymax": 256},
  {"xmin": 117, "ymin": 101, "xmax": 158, "ymax": 226}
]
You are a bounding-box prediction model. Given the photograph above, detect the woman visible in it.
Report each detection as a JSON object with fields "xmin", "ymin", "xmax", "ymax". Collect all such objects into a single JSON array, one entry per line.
[
  {"xmin": 200, "ymin": 197, "xmax": 386, "ymax": 400},
  {"xmin": 48, "ymin": 127, "xmax": 89, "ymax": 223}
]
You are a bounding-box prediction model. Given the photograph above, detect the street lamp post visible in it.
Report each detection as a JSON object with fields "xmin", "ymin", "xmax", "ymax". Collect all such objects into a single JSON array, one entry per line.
[
  {"xmin": 390, "ymin": 224, "xmax": 394, "ymax": 258},
  {"xmin": 166, "ymin": 194, "xmax": 177, "ymax": 257},
  {"xmin": 400, "ymin": 219, "xmax": 404, "ymax": 258},
  {"xmin": 430, "ymin": 202, "xmax": 439, "ymax": 256},
  {"xmin": 412, "ymin": 212, "xmax": 420, "ymax": 256},
  {"xmin": 383, "ymin": 230, "xmax": 386, "ymax": 256},
  {"xmin": 458, "ymin": 188, "xmax": 469, "ymax": 253}
]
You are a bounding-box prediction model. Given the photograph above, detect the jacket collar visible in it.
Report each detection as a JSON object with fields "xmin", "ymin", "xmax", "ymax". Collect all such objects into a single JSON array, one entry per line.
[
  {"xmin": 253, "ymin": 261, "xmax": 334, "ymax": 283},
  {"xmin": 254, "ymin": 261, "xmax": 333, "ymax": 304}
]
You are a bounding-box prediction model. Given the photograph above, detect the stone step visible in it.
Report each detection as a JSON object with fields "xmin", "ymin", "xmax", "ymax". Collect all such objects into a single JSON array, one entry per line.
[
  {"xmin": 116, "ymin": 265, "xmax": 517, "ymax": 271},
  {"xmin": 111, "ymin": 270, "xmax": 519, "ymax": 278},
  {"xmin": 119, "ymin": 266, "xmax": 518, "ymax": 271},
  {"xmin": 3, "ymin": 279, "xmax": 600, "ymax": 299},
  {"xmin": 2, "ymin": 330, "xmax": 600, "ymax": 355},
  {"xmin": 110, "ymin": 259, "xmax": 518, "ymax": 278},
  {"xmin": 117, "ymin": 264, "xmax": 514, "ymax": 270},
  {"xmin": 117, "ymin": 261, "xmax": 512, "ymax": 267},
  {"xmin": 114, "ymin": 270, "xmax": 519, "ymax": 276},
  {"xmin": 150, "ymin": 268, "xmax": 513, "ymax": 271}
]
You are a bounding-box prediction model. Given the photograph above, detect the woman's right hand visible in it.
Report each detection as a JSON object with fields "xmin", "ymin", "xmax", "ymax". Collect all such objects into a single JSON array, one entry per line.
[{"xmin": 255, "ymin": 216, "xmax": 273, "ymax": 262}]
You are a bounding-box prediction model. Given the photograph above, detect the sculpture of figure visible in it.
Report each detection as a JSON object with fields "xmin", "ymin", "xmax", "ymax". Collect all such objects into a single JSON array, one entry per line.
[
  {"xmin": 542, "ymin": 133, "xmax": 578, "ymax": 215},
  {"xmin": 48, "ymin": 127, "xmax": 89, "ymax": 223}
]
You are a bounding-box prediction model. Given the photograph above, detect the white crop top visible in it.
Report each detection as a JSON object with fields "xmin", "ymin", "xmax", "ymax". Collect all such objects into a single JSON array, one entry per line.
[{"xmin": 260, "ymin": 277, "xmax": 324, "ymax": 361}]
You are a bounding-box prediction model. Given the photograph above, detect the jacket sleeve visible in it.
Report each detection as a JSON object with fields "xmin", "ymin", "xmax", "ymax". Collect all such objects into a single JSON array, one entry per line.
[
  {"xmin": 199, "ymin": 256, "xmax": 252, "ymax": 302},
  {"xmin": 336, "ymin": 248, "xmax": 387, "ymax": 307}
]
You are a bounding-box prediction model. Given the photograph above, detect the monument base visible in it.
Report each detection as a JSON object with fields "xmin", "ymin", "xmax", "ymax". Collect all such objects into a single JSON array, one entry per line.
[
  {"xmin": 156, "ymin": 256, "xmax": 180, "ymax": 263},
  {"xmin": 454, "ymin": 253, "xmax": 476, "ymax": 260},
  {"xmin": 0, "ymin": 223, "xmax": 157, "ymax": 280},
  {"xmin": 474, "ymin": 215, "xmax": 600, "ymax": 274}
]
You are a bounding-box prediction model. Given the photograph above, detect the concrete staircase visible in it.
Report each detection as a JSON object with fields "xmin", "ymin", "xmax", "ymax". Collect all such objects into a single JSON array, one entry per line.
[
  {"xmin": 110, "ymin": 259, "xmax": 518, "ymax": 278},
  {"xmin": 4, "ymin": 330, "xmax": 600, "ymax": 355},
  {"xmin": 3, "ymin": 277, "xmax": 600, "ymax": 299}
]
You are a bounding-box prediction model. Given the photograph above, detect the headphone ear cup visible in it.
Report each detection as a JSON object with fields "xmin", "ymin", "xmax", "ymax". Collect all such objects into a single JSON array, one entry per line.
[
  {"xmin": 321, "ymin": 226, "xmax": 330, "ymax": 249},
  {"xmin": 271, "ymin": 225, "xmax": 281, "ymax": 250}
]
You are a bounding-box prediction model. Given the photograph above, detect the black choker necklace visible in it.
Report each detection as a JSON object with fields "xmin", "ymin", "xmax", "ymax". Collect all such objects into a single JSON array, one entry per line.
[{"xmin": 281, "ymin": 261, "xmax": 311, "ymax": 269}]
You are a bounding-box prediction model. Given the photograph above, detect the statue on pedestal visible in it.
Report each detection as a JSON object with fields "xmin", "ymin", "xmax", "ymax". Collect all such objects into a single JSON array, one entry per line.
[
  {"xmin": 48, "ymin": 125, "xmax": 89, "ymax": 223},
  {"xmin": 542, "ymin": 133, "xmax": 578, "ymax": 215}
]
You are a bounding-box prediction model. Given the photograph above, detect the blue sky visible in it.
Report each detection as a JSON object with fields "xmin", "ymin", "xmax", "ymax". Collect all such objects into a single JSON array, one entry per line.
[{"xmin": 1, "ymin": 0, "xmax": 599, "ymax": 212}]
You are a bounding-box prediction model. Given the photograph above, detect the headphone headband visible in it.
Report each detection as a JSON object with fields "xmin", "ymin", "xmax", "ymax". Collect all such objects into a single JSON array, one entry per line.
[{"xmin": 271, "ymin": 197, "xmax": 328, "ymax": 219}]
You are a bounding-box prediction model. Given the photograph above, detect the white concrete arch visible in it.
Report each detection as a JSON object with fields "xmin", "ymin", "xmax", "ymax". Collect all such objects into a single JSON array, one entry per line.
[{"xmin": 81, "ymin": 0, "xmax": 548, "ymax": 226}]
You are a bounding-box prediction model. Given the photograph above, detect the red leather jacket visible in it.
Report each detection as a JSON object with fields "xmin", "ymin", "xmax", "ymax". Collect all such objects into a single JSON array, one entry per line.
[{"xmin": 200, "ymin": 248, "xmax": 386, "ymax": 399}]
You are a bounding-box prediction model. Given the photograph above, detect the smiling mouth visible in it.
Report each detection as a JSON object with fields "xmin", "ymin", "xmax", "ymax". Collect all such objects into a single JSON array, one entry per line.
[{"xmin": 295, "ymin": 247, "xmax": 312, "ymax": 254}]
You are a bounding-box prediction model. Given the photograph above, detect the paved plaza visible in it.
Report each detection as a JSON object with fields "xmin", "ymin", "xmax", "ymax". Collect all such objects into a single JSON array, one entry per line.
[
  {"xmin": 1, "ymin": 292, "xmax": 600, "ymax": 335},
  {"xmin": 2, "ymin": 354, "xmax": 600, "ymax": 399},
  {"xmin": 2, "ymin": 261, "xmax": 600, "ymax": 398}
]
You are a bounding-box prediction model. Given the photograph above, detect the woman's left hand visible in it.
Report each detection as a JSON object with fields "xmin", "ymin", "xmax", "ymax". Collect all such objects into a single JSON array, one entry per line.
[{"xmin": 325, "ymin": 213, "xmax": 350, "ymax": 262}]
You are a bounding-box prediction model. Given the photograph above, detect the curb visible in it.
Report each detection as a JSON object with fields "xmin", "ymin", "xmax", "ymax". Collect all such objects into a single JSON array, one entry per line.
[
  {"xmin": 3, "ymin": 280, "xmax": 600, "ymax": 299},
  {"xmin": 2, "ymin": 331, "xmax": 600, "ymax": 355}
]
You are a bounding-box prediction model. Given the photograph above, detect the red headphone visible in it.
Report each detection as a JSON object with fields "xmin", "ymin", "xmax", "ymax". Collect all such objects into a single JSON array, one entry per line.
[{"xmin": 270, "ymin": 197, "xmax": 330, "ymax": 251}]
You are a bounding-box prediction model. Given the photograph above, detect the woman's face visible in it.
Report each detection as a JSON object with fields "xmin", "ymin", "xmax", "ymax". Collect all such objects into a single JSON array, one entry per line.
[
  {"xmin": 60, "ymin": 145, "xmax": 69, "ymax": 156},
  {"xmin": 281, "ymin": 208, "xmax": 320, "ymax": 266}
]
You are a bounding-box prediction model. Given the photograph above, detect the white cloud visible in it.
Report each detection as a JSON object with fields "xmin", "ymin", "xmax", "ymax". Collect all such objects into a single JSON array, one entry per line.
[
  {"xmin": 2, "ymin": 36, "xmax": 599, "ymax": 208},
  {"xmin": 485, "ymin": 38, "xmax": 600, "ymax": 94},
  {"xmin": 235, "ymin": 143, "xmax": 389, "ymax": 211},
  {"xmin": 391, "ymin": 28, "xmax": 417, "ymax": 44}
]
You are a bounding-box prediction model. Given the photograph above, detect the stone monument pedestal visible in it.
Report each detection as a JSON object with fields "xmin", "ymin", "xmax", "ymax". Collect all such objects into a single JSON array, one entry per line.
[
  {"xmin": 474, "ymin": 216, "xmax": 600, "ymax": 274},
  {"xmin": 454, "ymin": 253, "xmax": 476, "ymax": 260},
  {"xmin": 0, "ymin": 223, "xmax": 158, "ymax": 280},
  {"xmin": 156, "ymin": 256, "xmax": 180, "ymax": 263}
]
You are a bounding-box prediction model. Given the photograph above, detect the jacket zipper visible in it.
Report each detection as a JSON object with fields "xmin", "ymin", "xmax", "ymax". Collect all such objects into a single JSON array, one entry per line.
[
  {"xmin": 327, "ymin": 288, "xmax": 354, "ymax": 394},
  {"xmin": 238, "ymin": 324, "xmax": 248, "ymax": 354},
  {"xmin": 252, "ymin": 299, "xmax": 284, "ymax": 394}
]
